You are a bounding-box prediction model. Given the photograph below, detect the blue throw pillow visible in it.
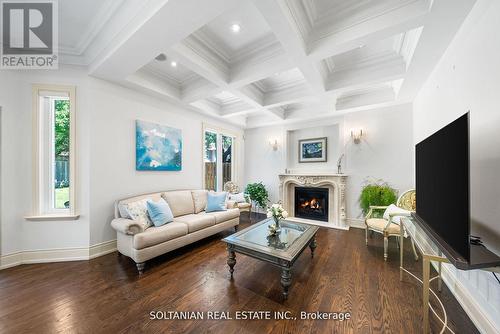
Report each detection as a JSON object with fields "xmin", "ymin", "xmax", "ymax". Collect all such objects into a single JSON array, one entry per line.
[
  {"xmin": 147, "ymin": 198, "xmax": 174, "ymax": 227},
  {"xmin": 206, "ymin": 192, "xmax": 227, "ymax": 212}
]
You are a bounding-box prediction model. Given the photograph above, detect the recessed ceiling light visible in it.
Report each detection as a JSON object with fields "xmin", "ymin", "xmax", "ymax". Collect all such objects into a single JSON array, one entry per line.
[
  {"xmin": 155, "ymin": 53, "xmax": 167, "ymax": 61},
  {"xmin": 170, "ymin": 61, "xmax": 177, "ymax": 68},
  {"xmin": 230, "ymin": 24, "xmax": 241, "ymax": 33}
]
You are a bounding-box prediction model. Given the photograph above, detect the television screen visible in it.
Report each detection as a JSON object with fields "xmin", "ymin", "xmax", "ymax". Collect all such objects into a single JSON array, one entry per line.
[{"xmin": 415, "ymin": 113, "xmax": 470, "ymax": 262}]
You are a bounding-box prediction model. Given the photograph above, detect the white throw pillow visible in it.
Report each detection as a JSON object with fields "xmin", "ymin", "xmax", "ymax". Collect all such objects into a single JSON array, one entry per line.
[
  {"xmin": 383, "ymin": 204, "xmax": 410, "ymax": 224},
  {"xmin": 123, "ymin": 199, "xmax": 153, "ymax": 229},
  {"xmin": 118, "ymin": 203, "xmax": 131, "ymax": 219},
  {"xmin": 228, "ymin": 192, "xmax": 246, "ymax": 203}
]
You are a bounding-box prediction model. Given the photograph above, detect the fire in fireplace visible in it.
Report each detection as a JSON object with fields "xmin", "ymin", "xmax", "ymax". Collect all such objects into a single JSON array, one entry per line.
[{"xmin": 294, "ymin": 187, "xmax": 329, "ymax": 222}]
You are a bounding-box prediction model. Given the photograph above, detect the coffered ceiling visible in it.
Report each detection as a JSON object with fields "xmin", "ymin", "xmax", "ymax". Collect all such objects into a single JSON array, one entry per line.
[{"xmin": 59, "ymin": 0, "xmax": 477, "ymax": 128}]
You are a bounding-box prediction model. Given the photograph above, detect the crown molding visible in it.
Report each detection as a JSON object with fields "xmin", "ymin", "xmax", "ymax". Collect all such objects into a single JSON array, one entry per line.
[{"xmin": 179, "ymin": 35, "xmax": 230, "ymax": 81}]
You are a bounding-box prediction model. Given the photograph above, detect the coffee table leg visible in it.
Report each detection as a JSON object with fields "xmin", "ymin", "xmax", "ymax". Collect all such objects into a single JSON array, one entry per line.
[
  {"xmin": 280, "ymin": 267, "xmax": 292, "ymax": 299},
  {"xmin": 309, "ymin": 235, "xmax": 317, "ymax": 258},
  {"xmin": 227, "ymin": 246, "xmax": 236, "ymax": 278}
]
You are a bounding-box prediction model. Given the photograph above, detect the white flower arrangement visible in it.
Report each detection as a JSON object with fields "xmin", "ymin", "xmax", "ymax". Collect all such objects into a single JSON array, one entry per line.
[{"xmin": 267, "ymin": 203, "xmax": 288, "ymax": 221}]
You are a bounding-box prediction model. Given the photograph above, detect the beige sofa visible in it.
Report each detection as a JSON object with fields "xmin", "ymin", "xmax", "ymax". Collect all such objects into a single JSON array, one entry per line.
[{"xmin": 111, "ymin": 190, "xmax": 240, "ymax": 274}]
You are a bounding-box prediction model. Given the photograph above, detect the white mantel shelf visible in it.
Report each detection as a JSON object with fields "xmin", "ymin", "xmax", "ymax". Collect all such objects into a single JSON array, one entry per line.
[{"xmin": 278, "ymin": 173, "xmax": 348, "ymax": 230}]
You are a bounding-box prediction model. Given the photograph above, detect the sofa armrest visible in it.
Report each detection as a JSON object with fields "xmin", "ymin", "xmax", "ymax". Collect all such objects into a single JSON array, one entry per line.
[{"xmin": 111, "ymin": 218, "xmax": 144, "ymax": 235}]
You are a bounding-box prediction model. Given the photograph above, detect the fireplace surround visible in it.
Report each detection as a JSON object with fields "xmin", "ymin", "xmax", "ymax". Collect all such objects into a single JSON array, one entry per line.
[{"xmin": 278, "ymin": 173, "xmax": 348, "ymax": 229}]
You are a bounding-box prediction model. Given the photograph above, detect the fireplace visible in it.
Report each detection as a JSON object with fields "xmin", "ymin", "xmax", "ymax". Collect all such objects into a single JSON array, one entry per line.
[{"xmin": 294, "ymin": 187, "xmax": 329, "ymax": 222}]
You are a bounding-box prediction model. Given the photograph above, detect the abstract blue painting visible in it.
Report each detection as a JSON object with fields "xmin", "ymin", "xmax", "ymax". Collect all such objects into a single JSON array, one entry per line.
[{"xmin": 136, "ymin": 120, "xmax": 182, "ymax": 171}]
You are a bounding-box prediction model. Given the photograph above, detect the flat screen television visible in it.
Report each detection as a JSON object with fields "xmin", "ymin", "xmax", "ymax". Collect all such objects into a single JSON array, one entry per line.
[{"xmin": 415, "ymin": 113, "xmax": 470, "ymax": 262}]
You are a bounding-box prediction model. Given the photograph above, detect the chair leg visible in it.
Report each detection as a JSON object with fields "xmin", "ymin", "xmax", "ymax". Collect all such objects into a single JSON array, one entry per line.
[
  {"xmin": 384, "ymin": 236, "xmax": 388, "ymax": 261},
  {"xmin": 365, "ymin": 227, "xmax": 368, "ymax": 245},
  {"xmin": 411, "ymin": 238, "xmax": 419, "ymax": 261}
]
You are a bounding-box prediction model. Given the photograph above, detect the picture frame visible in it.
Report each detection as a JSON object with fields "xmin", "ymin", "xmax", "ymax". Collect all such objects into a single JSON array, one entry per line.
[
  {"xmin": 136, "ymin": 120, "xmax": 182, "ymax": 171},
  {"xmin": 298, "ymin": 137, "xmax": 327, "ymax": 163}
]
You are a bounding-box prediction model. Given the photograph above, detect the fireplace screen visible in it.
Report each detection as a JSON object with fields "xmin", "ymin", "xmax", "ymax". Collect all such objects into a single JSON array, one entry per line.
[{"xmin": 294, "ymin": 187, "xmax": 329, "ymax": 222}]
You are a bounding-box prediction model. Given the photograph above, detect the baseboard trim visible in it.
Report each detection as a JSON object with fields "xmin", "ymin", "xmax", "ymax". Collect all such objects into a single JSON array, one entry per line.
[
  {"xmin": 89, "ymin": 240, "xmax": 117, "ymax": 259},
  {"xmin": 347, "ymin": 218, "xmax": 365, "ymax": 229},
  {"xmin": 0, "ymin": 240, "xmax": 117, "ymax": 270},
  {"xmin": 434, "ymin": 262, "xmax": 499, "ymax": 334}
]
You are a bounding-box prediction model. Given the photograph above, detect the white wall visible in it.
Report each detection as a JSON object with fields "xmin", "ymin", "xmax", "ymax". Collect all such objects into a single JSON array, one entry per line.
[
  {"xmin": 244, "ymin": 125, "xmax": 286, "ymax": 209},
  {"xmin": 244, "ymin": 104, "xmax": 414, "ymax": 220},
  {"xmin": 0, "ymin": 66, "xmax": 91, "ymax": 256},
  {"xmin": 344, "ymin": 104, "xmax": 414, "ymax": 219},
  {"xmin": 413, "ymin": 1, "xmax": 500, "ymax": 332},
  {"xmin": 287, "ymin": 124, "xmax": 341, "ymax": 172},
  {"xmin": 88, "ymin": 78, "xmax": 244, "ymax": 245},
  {"xmin": 0, "ymin": 65, "xmax": 244, "ymax": 260}
]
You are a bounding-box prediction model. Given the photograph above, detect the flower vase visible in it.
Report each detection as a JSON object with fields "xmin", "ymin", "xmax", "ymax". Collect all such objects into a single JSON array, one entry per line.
[{"xmin": 273, "ymin": 216, "xmax": 281, "ymax": 232}]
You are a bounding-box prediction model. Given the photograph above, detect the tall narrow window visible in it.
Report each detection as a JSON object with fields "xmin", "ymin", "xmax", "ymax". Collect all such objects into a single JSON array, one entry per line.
[
  {"xmin": 222, "ymin": 135, "xmax": 232, "ymax": 185},
  {"xmin": 204, "ymin": 131, "xmax": 217, "ymax": 191},
  {"xmin": 203, "ymin": 126, "xmax": 237, "ymax": 191},
  {"xmin": 29, "ymin": 85, "xmax": 77, "ymax": 219}
]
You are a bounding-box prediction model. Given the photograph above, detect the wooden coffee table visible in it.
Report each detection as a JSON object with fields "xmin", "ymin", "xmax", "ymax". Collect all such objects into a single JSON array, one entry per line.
[{"xmin": 222, "ymin": 218, "xmax": 319, "ymax": 299}]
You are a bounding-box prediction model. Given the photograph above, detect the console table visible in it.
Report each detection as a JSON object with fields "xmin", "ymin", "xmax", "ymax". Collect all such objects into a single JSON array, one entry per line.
[
  {"xmin": 400, "ymin": 214, "xmax": 500, "ymax": 334},
  {"xmin": 399, "ymin": 216, "xmax": 448, "ymax": 334}
]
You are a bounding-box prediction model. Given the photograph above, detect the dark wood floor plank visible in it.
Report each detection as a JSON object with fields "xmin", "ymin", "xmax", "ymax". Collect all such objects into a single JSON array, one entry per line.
[{"xmin": 0, "ymin": 213, "xmax": 478, "ymax": 334}]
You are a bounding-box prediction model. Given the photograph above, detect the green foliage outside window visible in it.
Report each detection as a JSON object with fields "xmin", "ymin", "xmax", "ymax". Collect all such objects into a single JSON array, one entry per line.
[{"xmin": 54, "ymin": 100, "xmax": 70, "ymax": 158}]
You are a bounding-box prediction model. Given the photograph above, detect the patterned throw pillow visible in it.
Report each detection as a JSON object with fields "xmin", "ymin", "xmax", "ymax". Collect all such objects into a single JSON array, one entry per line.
[{"xmin": 123, "ymin": 199, "xmax": 153, "ymax": 229}]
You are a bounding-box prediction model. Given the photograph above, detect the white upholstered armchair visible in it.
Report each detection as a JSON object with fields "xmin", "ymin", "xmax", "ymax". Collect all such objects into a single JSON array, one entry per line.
[
  {"xmin": 224, "ymin": 181, "xmax": 252, "ymax": 214},
  {"xmin": 365, "ymin": 189, "xmax": 419, "ymax": 261}
]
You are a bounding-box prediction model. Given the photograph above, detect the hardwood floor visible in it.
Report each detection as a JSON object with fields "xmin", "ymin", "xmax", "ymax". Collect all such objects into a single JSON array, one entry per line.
[{"xmin": 0, "ymin": 213, "xmax": 478, "ymax": 333}]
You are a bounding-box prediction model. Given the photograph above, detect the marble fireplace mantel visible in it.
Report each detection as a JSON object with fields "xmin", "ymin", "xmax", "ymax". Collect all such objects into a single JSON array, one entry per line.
[{"xmin": 278, "ymin": 173, "xmax": 348, "ymax": 230}]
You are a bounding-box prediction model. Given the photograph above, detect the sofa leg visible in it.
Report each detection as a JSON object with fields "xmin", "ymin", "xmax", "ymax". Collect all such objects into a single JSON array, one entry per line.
[
  {"xmin": 234, "ymin": 225, "xmax": 238, "ymax": 232},
  {"xmin": 136, "ymin": 262, "xmax": 145, "ymax": 275}
]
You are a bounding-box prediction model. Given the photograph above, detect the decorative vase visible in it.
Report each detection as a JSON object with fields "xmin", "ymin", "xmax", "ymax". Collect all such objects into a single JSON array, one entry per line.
[{"xmin": 273, "ymin": 216, "xmax": 281, "ymax": 232}]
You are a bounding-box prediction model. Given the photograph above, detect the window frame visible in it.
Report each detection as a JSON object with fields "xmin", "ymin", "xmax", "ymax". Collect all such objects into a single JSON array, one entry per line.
[
  {"xmin": 202, "ymin": 123, "xmax": 239, "ymax": 192},
  {"xmin": 27, "ymin": 84, "xmax": 78, "ymax": 220}
]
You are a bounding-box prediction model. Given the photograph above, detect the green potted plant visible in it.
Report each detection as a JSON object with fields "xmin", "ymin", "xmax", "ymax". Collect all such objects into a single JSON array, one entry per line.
[
  {"xmin": 244, "ymin": 182, "xmax": 269, "ymax": 212},
  {"xmin": 359, "ymin": 179, "xmax": 398, "ymax": 218}
]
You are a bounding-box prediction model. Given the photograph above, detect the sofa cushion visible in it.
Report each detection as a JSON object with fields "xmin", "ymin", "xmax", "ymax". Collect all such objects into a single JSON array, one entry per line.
[
  {"xmin": 121, "ymin": 199, "xmax": 153, "ymax": 229},
  {"xmin": 206, "ymin": 192, "xmax": 227, "ymax": 212},
  {"xmin": 133, "ymin": 222, "xmax": 188, "ymax": 250},
  {"xmin": 191, "ymin": 190, "xmax": 208, "ymax": 213},
  {"xmin": 174, "ymin": 214, "xmax": 215, "ymax": 233},
  {"xmin": 205, "ymin": 208, "xmax": 240, "ymax": 224},
  {"xmin": 162, "ymin": 190, "xmax": 195, "ymax": 217},
  {"xmin": 147, "ymin": 198, "xmax": 174, "ymax": 227}
]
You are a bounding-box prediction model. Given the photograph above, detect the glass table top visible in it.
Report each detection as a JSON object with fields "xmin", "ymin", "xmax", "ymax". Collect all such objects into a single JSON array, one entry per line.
[
  {"xmin": 238, "ymin": 219, "xmax": 308, "ymax": 250},
  {"xmin": 223, "ymin": 218, "xmax": 319, "ymax": 259}
]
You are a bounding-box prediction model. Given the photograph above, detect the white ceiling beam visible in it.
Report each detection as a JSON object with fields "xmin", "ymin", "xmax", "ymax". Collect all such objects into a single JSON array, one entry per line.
[
  {"xmin": 262, "ymin": 83, "xmax": 316, "ymax": 107},
  {"xmin": 126, "ymin": 71, "xmax": 181, "ymax": 100},
  {"xmin": 336, "ymin": 87, "xmax": 395, "ymax": 111},
  {"xmin": 90, "ymin": 0, "xmax": 237, "ymax": 81},
  {"xmin": 325, "ymin": 58, "xmax": 406, "ymax": 93},
  {"xmin": 181, "ymin": 79, "xmax": 223, "ymax": 104},
  {"xmin": 169, "ymin": 45, "xmax": 284, "ymax": 119},
  {"xmin": 307, "ymin": 0, "xmax": 432, "ymax": 61},
  {"xmin": 251, "ymin": 0, "xmax": 326, "ymax": 94},
  {"xmin": 229, "ymin": 53, "xmax": 294, "ymax": 88}
]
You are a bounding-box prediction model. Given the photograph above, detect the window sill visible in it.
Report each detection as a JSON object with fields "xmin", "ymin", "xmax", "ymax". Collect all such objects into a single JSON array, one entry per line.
[{"xmin": 24, "ymin": 214, "xmax": 80, "ymax": 221}]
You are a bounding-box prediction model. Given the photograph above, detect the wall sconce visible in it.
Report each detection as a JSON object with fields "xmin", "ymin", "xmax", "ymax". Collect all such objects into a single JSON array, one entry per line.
[
  {"xmin": 351, "ymin": 128, "xmax": 363, "ymax": 144},
  {"xmin": 269, "ymin": 139, "xmax": 279, "ymax": 151}
]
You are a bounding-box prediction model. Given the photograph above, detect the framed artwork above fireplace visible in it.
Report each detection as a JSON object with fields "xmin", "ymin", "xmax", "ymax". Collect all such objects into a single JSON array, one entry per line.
[{"xmin": 298, "ymin": 137, "xmax": 327, "ymax": 163}]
